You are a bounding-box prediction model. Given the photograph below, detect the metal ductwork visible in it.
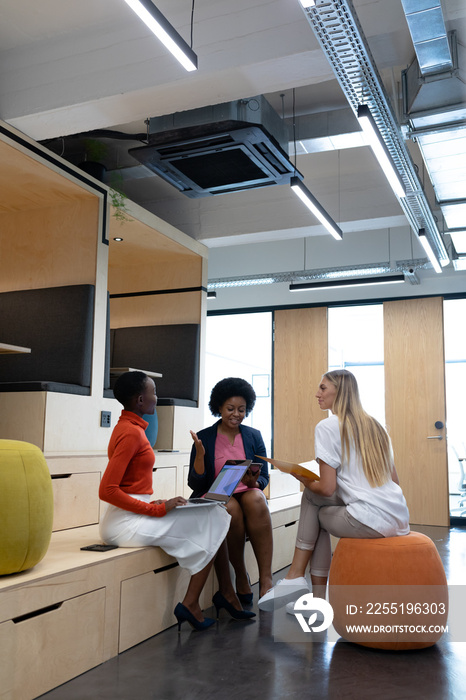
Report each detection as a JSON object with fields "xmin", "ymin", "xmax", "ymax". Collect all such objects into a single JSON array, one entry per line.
[
  {"xmin": 401, "ymin": 28, "xmax": 466, "ymax": 235},
  {"xmin": 400, "ymin": 0, "xmax": 452, "ymax": 75},
  {"xmin": 300, "ymin": 0, "xmax": 450, "ymax": 268}
]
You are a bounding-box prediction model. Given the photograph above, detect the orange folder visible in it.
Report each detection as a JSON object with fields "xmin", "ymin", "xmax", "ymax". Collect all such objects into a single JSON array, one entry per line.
[{"xmin": 255, "ymin": 455, "xmax": 320, "ymax": 480}]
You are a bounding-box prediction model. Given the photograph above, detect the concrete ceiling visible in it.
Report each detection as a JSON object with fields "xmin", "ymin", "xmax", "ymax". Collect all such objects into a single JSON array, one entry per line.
[{"xmin": 1, "ymin": 0, "xmax": 465, "ymax": 301}]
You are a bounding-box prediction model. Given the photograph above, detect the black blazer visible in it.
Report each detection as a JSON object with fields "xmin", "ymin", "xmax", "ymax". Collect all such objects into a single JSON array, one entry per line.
[{"xmin": 188, "ymin": 420, "xmax": 269, "ymax": 497}]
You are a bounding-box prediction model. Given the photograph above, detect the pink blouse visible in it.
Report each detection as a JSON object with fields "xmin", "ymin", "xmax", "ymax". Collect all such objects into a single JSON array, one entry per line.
[{"xmin": 214, "ymin": 432, "xmax": 258, "ymax": 494}]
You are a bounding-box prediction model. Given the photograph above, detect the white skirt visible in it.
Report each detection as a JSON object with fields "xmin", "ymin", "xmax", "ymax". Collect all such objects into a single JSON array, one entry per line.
[{"xmin": 99, "ymin": 495, "xmax": 231, "ymax": 575}]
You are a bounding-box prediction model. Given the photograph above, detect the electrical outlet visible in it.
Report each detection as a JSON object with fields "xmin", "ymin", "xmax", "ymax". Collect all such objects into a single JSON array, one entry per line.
[{"xmin": 100, "ymin": 411, "xmax": 111, "ymax": 428}]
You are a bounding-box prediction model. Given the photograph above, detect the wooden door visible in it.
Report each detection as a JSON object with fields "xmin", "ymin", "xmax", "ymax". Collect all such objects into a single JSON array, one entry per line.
[
  {"xmin": 384, "ymin": 297, "xmax": 449, "ymax": 526},
  {"xmin": 273, "ymin": 307, "xmax": 328, "ymax": 462}
]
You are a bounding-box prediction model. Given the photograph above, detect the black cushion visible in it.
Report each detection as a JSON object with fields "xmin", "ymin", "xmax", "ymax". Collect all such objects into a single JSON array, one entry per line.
[
  {"xmin": 111, "ymin": 324, "xmax": 200, "ymax": 404},
  {"xmin": 0, "ymin": 285, "xmax": 94, "ymax": 388},
  {"xmin": 156, "ymin": 397, "xmax": 197, "ymax": 407},
  {"xmin": 0, "ymin": 381, "xmax": 90, "ymax": 395}
]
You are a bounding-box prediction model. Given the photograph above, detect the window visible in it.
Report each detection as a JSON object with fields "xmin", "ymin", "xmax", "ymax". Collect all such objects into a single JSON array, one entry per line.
[
  {"xmin": 328, "ymin": 305, "xmax": 385, "ymax": 425},
  {"xmin": 444, "ymin": 299, "xmax": 466, "ymax": 512},
  {"xmin": 204, "ymin": 312, "xmax": 272, "ymax": 455}
]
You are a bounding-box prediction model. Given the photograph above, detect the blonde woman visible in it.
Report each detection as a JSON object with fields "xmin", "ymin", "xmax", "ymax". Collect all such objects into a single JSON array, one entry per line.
[{"xmin": 258, "ymin": 369, "xmax": 409, "ymax": 611}]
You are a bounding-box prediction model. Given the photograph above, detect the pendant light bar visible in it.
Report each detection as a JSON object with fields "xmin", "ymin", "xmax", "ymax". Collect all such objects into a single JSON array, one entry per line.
[
  {"xmin": 418, "ymin": 229, "xmax": 442, "ymax": 273},
  {"xmin": 357, "ymin": 105, "xmax": 406, "ymax": 199},
  {"xmin": 290, "ymin": 176, "xmax": 343, "ymax": 240},
  {"xmin": 289, "ymin": 274, "xmax": 405, "ymax": 292},
  {"xmin": 124, "ymin": 0, "xmax": 198, "ymax": 72}
]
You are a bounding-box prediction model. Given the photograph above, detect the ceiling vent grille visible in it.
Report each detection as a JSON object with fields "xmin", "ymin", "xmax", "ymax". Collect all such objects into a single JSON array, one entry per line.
[{"xmin": 129, "ymin": 96, "xmax": 297, "ymax": 198}]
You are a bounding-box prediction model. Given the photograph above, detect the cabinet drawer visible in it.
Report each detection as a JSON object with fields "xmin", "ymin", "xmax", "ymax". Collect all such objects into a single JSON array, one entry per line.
[
  {"xmin": 183, "ymin": 464, "xmax": 192, "ymax": 498},
  {"xmin": 119, "ymin": 565, "xmax": 213, "ymax": 652},
  {"xmin": 51, "ymin": 471, "xmax": 100, "ymax": 531},
  {"xmin": 244, "ymin": 520, "xmax": 298, "ymax": 584},
  {"xmin": 272, "ymin": 520, "xmax": 298, "ymax": 573},
  {"xmin": 152, "ymin": 466, "xmax": 177, "ymax": 500},
  {"xmin": 0, "ymin": 588, "xmax": 106, "ymax": 700}
]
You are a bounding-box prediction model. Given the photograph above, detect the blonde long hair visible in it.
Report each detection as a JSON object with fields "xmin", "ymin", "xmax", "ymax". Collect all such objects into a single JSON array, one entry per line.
[{"xmin": 324, "ymin": 369, "xmax": 393, "ymax": 487}]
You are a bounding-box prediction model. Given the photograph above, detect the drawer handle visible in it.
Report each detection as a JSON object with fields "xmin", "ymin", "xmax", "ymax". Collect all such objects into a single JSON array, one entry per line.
[
  {"xmin": 51, "ymin": 473, "xmax": 72, "ymax": 479},
  {"xmin": 152, "ymin": 562, "xmax": 178, "ymax": 575},
  {"xmin": 13, "ymin": 602, "xmax": 63, "ymax": 624},
  {"xmin": 285, "ymin": 521, "xmax": 297, "ymax": 527}
]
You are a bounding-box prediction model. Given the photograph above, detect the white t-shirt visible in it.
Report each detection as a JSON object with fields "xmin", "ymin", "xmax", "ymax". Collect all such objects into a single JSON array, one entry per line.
[{"xmin": 314, "ymin": 414, "xmax": 410, "ymax": 537}]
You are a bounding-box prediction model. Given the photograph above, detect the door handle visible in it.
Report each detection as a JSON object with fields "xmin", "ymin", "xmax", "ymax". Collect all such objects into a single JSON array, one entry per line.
[{"xmin": 427, "ymin": 435, "xmax": 443, "ymax": 440}]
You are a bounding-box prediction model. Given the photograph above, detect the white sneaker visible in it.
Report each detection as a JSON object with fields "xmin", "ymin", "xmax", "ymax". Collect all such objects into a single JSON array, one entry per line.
[{"xmin": 257, "ymin": 577, "xmax": 310, "ymax": 612}]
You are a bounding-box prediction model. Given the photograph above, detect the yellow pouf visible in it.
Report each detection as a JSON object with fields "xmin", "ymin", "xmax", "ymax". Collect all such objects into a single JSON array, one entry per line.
[
  {"xmin": 0, "ymin": 439, "xmax": 54, "ymax": 575},
  {"xmin": 328, "ymin": 532, "xmax": 448, "ymax": 650}
]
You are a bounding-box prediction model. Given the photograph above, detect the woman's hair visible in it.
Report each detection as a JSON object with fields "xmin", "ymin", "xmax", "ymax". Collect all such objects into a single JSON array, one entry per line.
[
  {"xmin": 209, "ymin": 377, "xmax": 256, "ymax": 417},
  {"xmin": 324, "ymin": 369, "xmax": 392, "ymax": 487},
  {"xmin": 113, "ymin": 371, "xmax": 148, "ymax": 407}
]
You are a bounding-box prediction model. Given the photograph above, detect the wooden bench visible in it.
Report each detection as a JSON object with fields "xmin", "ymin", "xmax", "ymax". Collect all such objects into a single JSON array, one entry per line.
[{"xmin": 0, "ymin": 491, "xmax": 301, "ymax": 700}]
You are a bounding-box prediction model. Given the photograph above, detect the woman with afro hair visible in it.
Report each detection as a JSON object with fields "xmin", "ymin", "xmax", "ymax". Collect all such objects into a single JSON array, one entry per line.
[{"xmin": 189, "ymin": 377, "xmax": 273, "ymax": 602}]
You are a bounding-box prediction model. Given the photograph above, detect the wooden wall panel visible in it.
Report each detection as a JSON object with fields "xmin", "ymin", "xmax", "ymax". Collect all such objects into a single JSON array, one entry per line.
[
  {"xmin": 110, "ymin": 291, "xmax": 203, "ymax": 327},
  {"xmin": 108, "ymin": 252, "xmax": 203, "ymax": 295},
  {"xmin": 384, "ymin": 297, "xmax": 448, "ymax": 526},
  {"xmin": 273, "ymin": 307, "xmax": 328, "ymax": 463},
  {"xmin": 0, "ymin": 199, "xmax": 99, "ymax": 291}
]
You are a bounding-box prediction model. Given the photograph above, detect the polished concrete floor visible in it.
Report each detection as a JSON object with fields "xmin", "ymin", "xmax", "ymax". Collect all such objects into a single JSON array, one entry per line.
[{"xmin": 39, "ymin": 524, "xmax": 466, "ymax": 700}]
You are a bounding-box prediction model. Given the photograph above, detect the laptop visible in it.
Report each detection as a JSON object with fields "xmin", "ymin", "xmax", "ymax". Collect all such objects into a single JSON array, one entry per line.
[{"xmin": 177, "ymin": 460, "xmax": 252, "ymax": 508}]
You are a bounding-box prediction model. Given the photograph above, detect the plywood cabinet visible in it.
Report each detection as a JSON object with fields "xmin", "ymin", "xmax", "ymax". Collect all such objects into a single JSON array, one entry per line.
[
  {"xmin": 119, "ymin": 565, "xmax": 214, "ymax": 652},
  {"xmin": 51, "ymin": 472, "xmax": 101, "ymax": 531},
  {"xmin": 0, "ymin": 588, "xmax": 106, "ymax": 700}
]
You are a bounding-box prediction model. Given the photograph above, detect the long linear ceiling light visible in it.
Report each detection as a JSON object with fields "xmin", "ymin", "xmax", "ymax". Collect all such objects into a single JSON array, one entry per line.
[
  {"xmin": 290, "ymin": 176, "xmax": 343, "ymax": 240},
  {"xmin": 289, "ymin": 274, "xmax": 405, "ymax": 292},
  {"xmin": 123, "ymin": 0, "xmax": 198, "ymax": 72},
  {"xmin": 298, "ymin": 0, "xmax": 449, "ymax": 268},
  {"xmin": 208, "ymin": 258, "xmax": 429, "ymax": 290},
  {"xmin": 357, "ymin": 105, "xmax": 406, "ymax": 199},
  {"xmin": 418, "ymin": 228, "xmax": 442, "ymax": 273}
]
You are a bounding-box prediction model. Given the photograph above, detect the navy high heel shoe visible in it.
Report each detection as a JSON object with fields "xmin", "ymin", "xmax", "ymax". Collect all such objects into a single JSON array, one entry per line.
[
  {"xmin": 236, "ymin": 573, "xmax": 253, "ymax": 604},
  {"xmin": 237, "ymin": 591, "xmax": 253, "ymax": 605},
  {"xmin": 212, "ymin": 592, "xmax": 256, "ymax": 620},
  {"xmin": 174, "ymin": 602, "xmax": 215, "ymax": 632}
]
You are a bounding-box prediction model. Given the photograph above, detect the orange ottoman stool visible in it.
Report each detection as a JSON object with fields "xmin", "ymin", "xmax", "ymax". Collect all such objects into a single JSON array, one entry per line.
[{"xmin": 328, "ymin": 532, "xmax": 448, "ymax": 650}]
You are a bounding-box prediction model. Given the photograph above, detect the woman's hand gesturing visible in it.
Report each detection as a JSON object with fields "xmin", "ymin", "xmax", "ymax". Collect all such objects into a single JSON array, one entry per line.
[{"xmin": 190, "ymin": 430, "xmax": 205, "ymax": 457}]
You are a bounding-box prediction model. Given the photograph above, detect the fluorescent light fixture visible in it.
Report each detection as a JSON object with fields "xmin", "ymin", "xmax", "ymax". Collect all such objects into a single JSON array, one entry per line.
[
  {"xmin": 123, "ymin": 0, "xmax": 198, "ymax": 72},
  {"xmin": 450, "ymin": 230, "xmax": 466, "ymax": 255},
  {"xmin": 207, "ymin": 291, "xmax": 217, "ymax": 299},
  {"xmin": 209, "ymin": 277, "xmax": 275, "ymax": 289},
  {"xmin": 418, "ymin": 229, "xmax": 442, "ymax": 273},
  {"xmin": 290, "ymin": 176, "xmax": 343, "ymax": 240},
  {"xmin": 357, "ymin": 105, "xmax": 406, "ymax": 199},
  {"xmin": 299, "ymin": 0, "xmax": 316, "ymax": 7},
  {"xmin": 289, "ymin": 275, "xmax": 405, "ymax": 292},
  {"xmin": 453, "ymin": 257, "xmax": 466, "ymax": 271},
  {"xmin": 440, "ymin": 200, "xmax": 466, "ymax": 230}
]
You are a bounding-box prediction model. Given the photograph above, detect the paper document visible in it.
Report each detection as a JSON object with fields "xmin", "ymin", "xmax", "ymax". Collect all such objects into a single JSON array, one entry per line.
[{"xmin": 255, "ymin": 456, "xmax": 320, "ymax": 481}]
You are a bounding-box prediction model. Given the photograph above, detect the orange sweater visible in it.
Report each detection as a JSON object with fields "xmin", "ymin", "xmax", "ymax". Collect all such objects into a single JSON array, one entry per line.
[{"xmin": 99, "ymin": 410, "xmax": 166, "ymax": 517}]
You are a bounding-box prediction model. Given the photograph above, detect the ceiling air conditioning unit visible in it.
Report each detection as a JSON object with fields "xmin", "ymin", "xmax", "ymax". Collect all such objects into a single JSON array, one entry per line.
[{"xmin": 129, "ymin": 96, "xmax": 296, "ymax": 198}]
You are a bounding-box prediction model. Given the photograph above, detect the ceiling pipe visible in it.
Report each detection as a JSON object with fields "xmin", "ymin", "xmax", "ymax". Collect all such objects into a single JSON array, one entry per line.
[{"xmin": 299, "ymin": 0, "xmax": 449, "ymax": 268}]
